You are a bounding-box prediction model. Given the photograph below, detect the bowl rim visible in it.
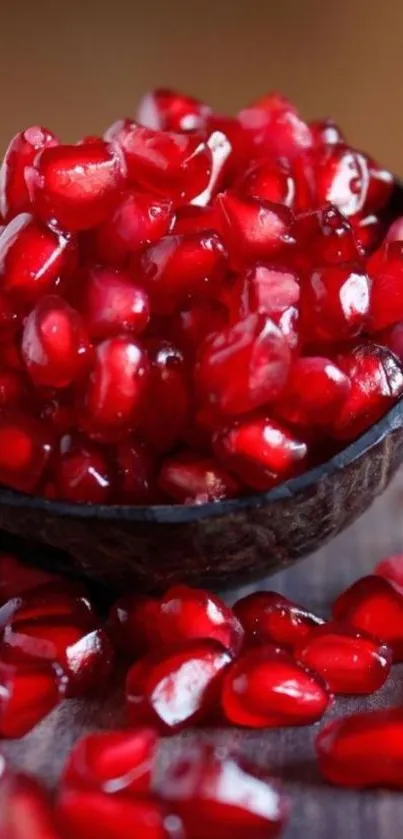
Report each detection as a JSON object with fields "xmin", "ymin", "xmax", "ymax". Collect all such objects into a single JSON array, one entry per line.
[{"xmin": 1, "ymin": 396, "xmax": 402, "ymax": 524}]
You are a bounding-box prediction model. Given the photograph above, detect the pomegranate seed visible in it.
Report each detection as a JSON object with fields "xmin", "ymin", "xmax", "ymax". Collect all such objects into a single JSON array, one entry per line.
[
  {"xmin": 0, "ymin": 579, "xmax": 94, "ymax": 628},
  {"xmin": 374, "ymin": 554, "xmax": 403, "ymax": 594},
  {"xmin": 76, "ymin": 266, "xmax": 150, "ymax": 340},
  {"xmin": 135, "ymin": 231, "xmax": 227, "ymax": 316},
  {"xmin": 196, "ymin": 313, "xmax": 291, "ymax": 416},
  {"xmin": 315, "ymin": 144, "xmax": 393, "ymax": 217},
  {"xmin": 22, "ymin": 295, "xmax": 92, "ymax": 388},
  {"xmin": 108, "ymin": 595, "xmax": 160, "ymax": 658},
  {"xmin": 233, "ymin": 591, "xmax": 323, "ymax": 651},
  {"xmin": 78, "ymin": 336, "xmax": 150, "ymax": 441},
  {"xmin": 158, "ymin": 451, "xmax": 241, "ymax": 504},
  {"xmin": 56, "ymin": 787, "xmax": 177, "ymax": 839},
  {"xmin": 105, "ymin": 119, "xmax": 212, "ymax": 201},
  {"xmin": 0, "ymin": 290, "xmax": 19, "ymax": 341},
  {"xmin": 26, "ymin": 141, "xmax": 127, "ymax": 231},
  {"xmin": 140, "ymin": 340, "xmax": 190, "ymax": 453},
  {"xmin": 0, "ymin": 126, "xmax": 59, "ymax": 222},
  {"xmin": 221, "ymin": 645, "xmax": 331, "ymax": 728},
  {"xmin": 0, "ymin": 410, "xmax": 53, "ymax": 493},
  {"xmin": 113, "ymin": 439, "xmax": 157, "ymax": 504},
  {"xmin": 166, "ymin": 300, "xmax": 228, "ymax": 360},
  {"xmin": 0, "ymin": 766, "xmax": 62, "ymax": 839},
  {"xmin": 126, "ymin": 640, "xmax": 232, "ymax": 732},
  {"xmin": 95, "ymin": 191, "xmax": 174, "ymax": 267},
  {"xmin": 293, "ymin": 204, "xmax": 360, "ymax": 266},
  {"xmin": 275, "ymin": 357, "xmax": 350, "ymax": 428},
  {"xmin": 0, "ymin": 213, "xmax": 74, "ymax": 309},
  {"xmin": 173, "ymin": 204, "xmax": 223, "ymax": 237},
  {"xmin": 154, "ymin": 743, "xmax": 287, "ymax": 839},
  {"xmin": 213, "ymin": 412, "xmax": 309, "ymax": 491},
  {"xmin": 238, "ymin": 92, "xmax": 313, "ymax": 160},
  {"xmin": 51, "ymin": 435, "xmax": 112, "ymax": 504},
  {"xmin": 150, "ymin": 585, "xmax": 244, "ymax": 654},
  {"xmin": 300, "ymin": 263, "xmax": 370, "ymax": 343},
  {"xmin": 310, "ymin": 119, "xmax": 345, "ymax": 147},
  {"xmin": 0, "ymin": 654, "xmax": 64, "ymax": 737},
  {"xmin": 0, "ymin": 368, "xmax": 28, "ymax": 409},
  {"xmin": 226, "ymin": 264, "xmax": 300, "ymax": 324},
  {"xmin": 332, "ymin": 575, "xmax": 403, "ymax": 660},
  {"xmin": 237, "ymin": 158, "xmax": 296, "ymax": 207},
  {"xmin": 295, "ymin": 621, "xmax": 391, "ymax": 694},
  {"xmin": 216, "ymin": 191, "xmax": 294, "ymax": 268},
  {"xmin": 316, "ymin": 707, "xmax": 403, "ymax": 788},
  {"xmin": 136, "ymin": 88, "xmax": 211, "ymax": 133},
  {"xmin": 40, "ymin": 394, "xmax": 75, "ymax": 435},
  {"xmin": 0, "ymin": 553, "xmax": 63, "ymax": 605},
  {"xmin": 369, "ymin": 243, "xmax": 403, "ymax": 331},
  {"xmin": 331, "ymin": 343, "xmax": 403, "ymax": 439},
  {"xmin": 62, "ymin": 728, "xmax": 158, "ymax": 795}
]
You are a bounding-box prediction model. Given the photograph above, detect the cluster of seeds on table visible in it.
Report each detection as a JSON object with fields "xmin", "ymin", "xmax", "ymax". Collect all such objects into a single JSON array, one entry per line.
[
  {"xmin": 2, "ymin": 89, "xmax": 403, "ymax": 504},
  {"xmin": 1, "ymin": 551, "xmax": 403, "ymax": 836}
]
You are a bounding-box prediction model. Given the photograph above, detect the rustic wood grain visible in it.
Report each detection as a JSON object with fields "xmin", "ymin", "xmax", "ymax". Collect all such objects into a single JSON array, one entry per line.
[{"xmin": 3, "ymin": 470, "xmax": 403, "ymax": 837}]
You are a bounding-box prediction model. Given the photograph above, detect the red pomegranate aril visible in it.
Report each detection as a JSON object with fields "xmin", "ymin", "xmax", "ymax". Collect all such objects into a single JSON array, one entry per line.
[
  {"xmin": 105, "ymin": 119, "xmax": 212, "ymax": 201},
  {"xmin": 79, "ymin": 336, "xmax": 150, "ymax": 441},
  {"xmin": 62, "ymin": 728, "xmax": 158, "ymax": 795},
  {"xmin": 216, "ymin": 191, "xmax": 294, "ymax": 268},
  {"xmin": 0, "ymin": 579, "xmax": 94, "ymax": 630},
  {"xmin": 293, "ymin": 204, "xmax": 360, "ymax": 267},
  {"xmin": 233, "ymin": 591, "xmax": 323, "ymax": 651},
  {"xmin": 295, "ymin": 621, "xmax": 391, "ymax": 694},
  {"xmin": 237, "ymin": 159, "xmax": 296, "ymax": 207},
  {"xmin": 26, "ymin": 141, "xmax": 127, "ymax": 231},
  {"xmin": 369, "ymin": 245, "xmax": 403, "ymax": 331},
  {"xmin": 113, "ymin": 439, "xmax": 157, "ymax": 504},
  {"xmin": 196, "ymin": 313, "xmax": 291, "ymax": 416},
  {"xmin": 77, "ymin": 266, "xmax": 150, "ymax": 340},
  {"xmin": 300, "ymin": 263, "xmax": 370, "ymax": 344},
  {"xmin": 22, "ymin": 295, "xmax": 92, "ymax": 389},
  {"xmin": 153, "ymin": 586, "xmax": 244, "ymax": 655},
  {"xmin": 95, "ymin": 191, "xmax": 174, "ymax": 267},
  {"xmin": 310, "ymin": 119, "xmax": 345, "ymax": 147},
  {"xmin": 0, "ymin": 213, "xmax": 74, "ymax": 309},
  {"xmin": 135, "ymin": 231, "xmax": 227, "ymax": 316},
  {"xmin": 154, "ymin": 743, "xmax": 287, "ymax": 839},
  {"xmin": 0, "ymin": 368, "xmax": 28, "ymax": 409},
  {"xmin": 332, "ymin": 574, "xmax": 403, "ymax": 660},
  {"xmin": 0, "ymin": 767, "xmax": 63, "ymax": 839},
  {"xmin": 136, "ymin": 88, "xmax": 212, "ymax": 133},
  {"xmin": 331, "ymin": 343, "xmax": 403, "ymax": 439},
  {"xmin": 375, "ymin": 554, "xmax": 403, "ymax": 594},
  {"xmin": 140, "ymin": 340, "xmax": 190, "ymax": 453},
  {"xmin": 238, "ymin": 92, "xmax": 313, "ymax": 160},
  {"xmin": 221, "ymin": 645, "xmax": 331, "ymax": 728},
  {"xmin": 108, "ymin": 595, "xmax": 160, "ymax": 658},
  {"xmin": 275, "ymin": 357, "xmax": 350, "ymax": 428},
  {"xmin": 226, "ymin": 264, "xmax": 300, "ymax": 324},
  {"xmin": 158, "ymin": 451, "xmax": 241, "ymax": 504},
  {"xmin": 126, "ymin": 640, "xmax": 232, "ymax": 733},
  {"xmin": 0, "ymin": 553, "xmax": 63, "ymax": 605},
  {"xmin": 0, "ymin": 290, "xmax": 19, "ymax": 341},
  {"xmin": 0, "ymin": 411, "xmax": 53, "ymax": 493},
  {"xmin": 0, "ymin": 655, "xmax": 64, "ymax": 737},
  {"xmin": 0, "ymin": 126, "xmax": 59, "ymax": 222},
  {"xmin": 166, "ymin": 300, "xmax": 228, "ymax": 359},
  {"xmin": 56, "ymin": 787, "xmax": 175, "ymax": 839},
  {"xmin": 52, "ymin": 436, "xmax": 112, "ymax": 504},
  {"xmin": 173, "ymin": 204, "xmax": 223, "ymax": 236},
  {"xmin": 316, "ymin": 144, "xmax": 393, "ymax": 218},
  {"xmin": 316, "ymin": 707, "xmax": 403, "ymax": 789},
  {"xmin": 214, "ymin": 413, "xmax": 308, "ymax": 491}
]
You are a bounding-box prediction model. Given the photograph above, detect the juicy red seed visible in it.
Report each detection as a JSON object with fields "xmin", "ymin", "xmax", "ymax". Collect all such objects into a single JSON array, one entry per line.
[
  {"xmin": 51, "ymin": 436, "xmax": 112, "ymax": 504},
  {"xmin": 136, "ymin": 88, "xmax": 212, "ymax": 133},
  {"xmin": 0, "ymin": 553, "xmax": 63, "ymax": 605},
  {"xmin": 173, "ymin": 204, "xmax": 223, "ymax": 236},
  {"xmin": 0, "ymin": 655, "xmax": 64, "ymax": 737},
  {"xmin": 108, "ymin": 595, "xmax": 161, "ymax": 658},
  {"xmin": 237, "ymin": 159, "xmax": 296, "ymax": 207},
  {"xmin": 113, "ymin": 439, "xmax": 157, "ymax": 504},
  {"xmin": 0, "ymin": 368, "xmax": 28, "ymax": 409},
  {"xmin": 315, "ymin": 144, "xmax": 394, "ymax": 218},
  {"xmin": 76, "ymin": 266, "xmax": 150, "ymax": 340},
  {"xmin": 166, "ymin": 300, "xmax": 228, "ymax": 360},
  {"xmin": 295, "ymin": 621, "xmax": 392, "ymax": 694},
  {"xmin": 94, "ymin": 191, "xmax": 174, "ymax": 267},
  {"xmin": 331, "ymin": 343, "xmax": 403, "ymax": 439},
  {"xmin": 0, "ymin": 213, "xmax": 75, "ymax": 309},
  {"xmin": 221, "ymin": 645, "xmax": 331, "ymax": 728},
  {"xmin": 300, "ymin": 263, "xmax": 371, "ymax": 344},
  {"xmin": 316, "ymin": 708, "xmax": 403, "ymax": 789},
  {"xmin": 226, "ymin": 264, "xmax": 300, "ymax": 323},
  {"xmin": 233, "ymin": 591, "xmax": 323, "ymax": 651},
  {"xmin": 22, "ymin": 295, "xmax": 93, "ymax": 388},
  {"xmin": 374, "ymin": 554, "xmax": 403, "ymax": 593},
  {"xmin": 140, "ymin": 340, "xmax": 190, "ymax": 453},
  {"xmin": 0, "ymin": 579, "xmax": 94, "ymax": 630},
  {"xmin": 62, "ymin": 728, "xmax": 158, "ymax": 795},
  {"xmin": 0, "ymin": 126, "xmax": 59, "ymax": 222},
  {"xmin": 369, "ymin": 246, "xmax": 403, "ymax": 331},
  {"xmin": 275, "ymin": 357, "xmax": 351, "ymax": 428},
  {"xmin": 0, "ymin": 411, "xmax": 54, "ymax": 493},
  {"xmin": 310, "ymin": 119, "xmax": 346, "ymax": 147},
  {"xmin": 332, "ymin": 575, "xmax": 403, "ymax": 660},
  {"xmin": 56, "ymin": 787, "xmax": 176, "ymax": 839},
  {"xmin": 26, "ymin": 141, "xmax": 127, "ymax": 231},
  {"xmin": 134, "ymin": 231, "xmax": 227, "ymax": 316},
  {"xmin": 158, "ymin": 451, "xmax": 241, "ymax": 504},
  {"xmin": 216, "ymin": 191, "xmax": 294, "ymax": 268},
  {"xmin": 105, "ymin": 119, "xmax": 212, "ymax": 201},
  {"xmin": 0, "ymin": 766, "xmax": 62, "ymax": 839},
  {"xmin": 0, "ymin": 290, "xmax": 19, "ymax": 341},
  {"xmin": 153, "ymin": 743, "xmax": 287, "ymax": 839},
  {"xmin": 196, "ymin": 313, "xmax": 291, "ymax": 416},
  {"xmin": 238, "ymin": 92, "xmax": 313, "ymax": 160},
  {"xmin": 78, "ymin": 336, "xmax": 150, "ymax": 441},
  {"xmin": 213, "ymin": 413, "xmax": 309, "ymax": 491},
  {"xmin": 126, "ymin": 640, "xmax": 232, "ymax": 733},
  {"xmin": 150, "ymin": 585, "xmax": 244, "ymax": 654},
  {"xmin": 293, "ymin": 205, "xmax": 360, "ymax": 267}
]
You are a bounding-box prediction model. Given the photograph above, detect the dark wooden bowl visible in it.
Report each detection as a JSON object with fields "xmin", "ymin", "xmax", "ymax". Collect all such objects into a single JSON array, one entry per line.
[{"xmin": 1, "ymin": 397, "xmax": 403, "ymax": 594}]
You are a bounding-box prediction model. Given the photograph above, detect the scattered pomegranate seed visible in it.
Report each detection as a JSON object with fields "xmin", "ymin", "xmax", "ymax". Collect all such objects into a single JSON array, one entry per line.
[
  {"xmin": 295, "ymin": 621, "xmax": 392, "ymax": 694},
  {"xmin": 126, "ymin": 640, "xmax": 232, "ymax": 733},
  {"xmin": 56, "ymin": 787, "xmax": 178, "ymax": 839},
  {"xmin": 316, "ymin": 707, "xmax": 403, "ymax": 789},
  {"xmin": 300, "ymin": 263, "xmax": 371, "ymax": 343},
  {"xmin": 108, "ymin": 595, "xmax": 161, "ymax": 658},
  {"xmin": 310, "ymin": 118, "xmax": 345, "ymax": 147},
  {"xmin": 136, "ymin": 88, "xmax": 212, "ymax": 133},
  {"xmin": 238, "ymin": 92, "xmax": 313, "ymax": 161},
  {"xmin": 0, "ymin": 654, "xmax": 65, "ymax": 737},
  {"xmin": 293, "ymin": 205, "xmax": 360, "ymax": 267},
  {"xmin": 275, "ymin": 356, "xmax": 350, "ymax": 428},
  {"xmin": 369, "ymin": 241, "xmax": 403, "ymax": 331},
  {"xmin": 95, "ymin": 191, "xmax": 174, "ymax": 266},
  {"xmin": 216, "ymin": 191, "xmax": 294, "ymax": 268},
  {"xmin": 75, "ymin": 265, "xmax": 150, "ymax": 341},
  {"xmin": 374, "ymin": 554, "xmax": 403, "ymax": 593},
  {"xmin": 0, "ymin": 126, "xmax": 59, "ymax": 222},
  {"xmin": 154, "ymin": 742, "xmax": 288, "ymax": 839},
  {"xmin": 237, "ymin": 159, "xmax": 296, "ymax": 208},
  {"xmin": 51, "ymin": 435, "xmax": 112, "ymax": 504},
  {"xmin": 233, "ymin": 591, "xmax": 323, "ymax": 650},
  {"xmin": 0, "ymin": 764, "xmax": 63, "ymax": 839},
  {"xmin": 158, "ymin": 451, "xmax": 241, "ymax": 504},
  {"xmin": 62, "ymin": 728, "xmax": 158, "ymax": 795},
  {"xmin": 221, "ymin": 645, "xmax": 331, "ymax": 728},
  {"xmin": 332, "ymin": 574, "xmax": 403, "ymax": 660}
]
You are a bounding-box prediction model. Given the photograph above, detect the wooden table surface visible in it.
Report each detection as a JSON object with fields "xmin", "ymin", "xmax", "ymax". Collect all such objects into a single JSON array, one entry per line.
[{"xmin": 3, "ymin": 470, "xmax": 403, "ymax": 838}]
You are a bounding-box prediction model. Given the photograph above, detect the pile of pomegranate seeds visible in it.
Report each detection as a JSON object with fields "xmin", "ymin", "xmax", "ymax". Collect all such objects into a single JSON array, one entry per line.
[{"xmin": 0, "ymin": 89, "xmax": 403, "ymax": 504}]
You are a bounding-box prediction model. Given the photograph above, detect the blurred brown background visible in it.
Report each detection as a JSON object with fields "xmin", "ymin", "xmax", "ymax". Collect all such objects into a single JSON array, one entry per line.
[{"xmin": 0, "ymin": 0, "xmax": 401, "ymax": 172}]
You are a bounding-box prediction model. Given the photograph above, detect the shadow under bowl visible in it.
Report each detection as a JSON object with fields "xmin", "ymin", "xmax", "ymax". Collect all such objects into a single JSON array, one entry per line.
[{"xmin": 1, "ymin": 398, "xmax": 403, "ymax": 593}]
